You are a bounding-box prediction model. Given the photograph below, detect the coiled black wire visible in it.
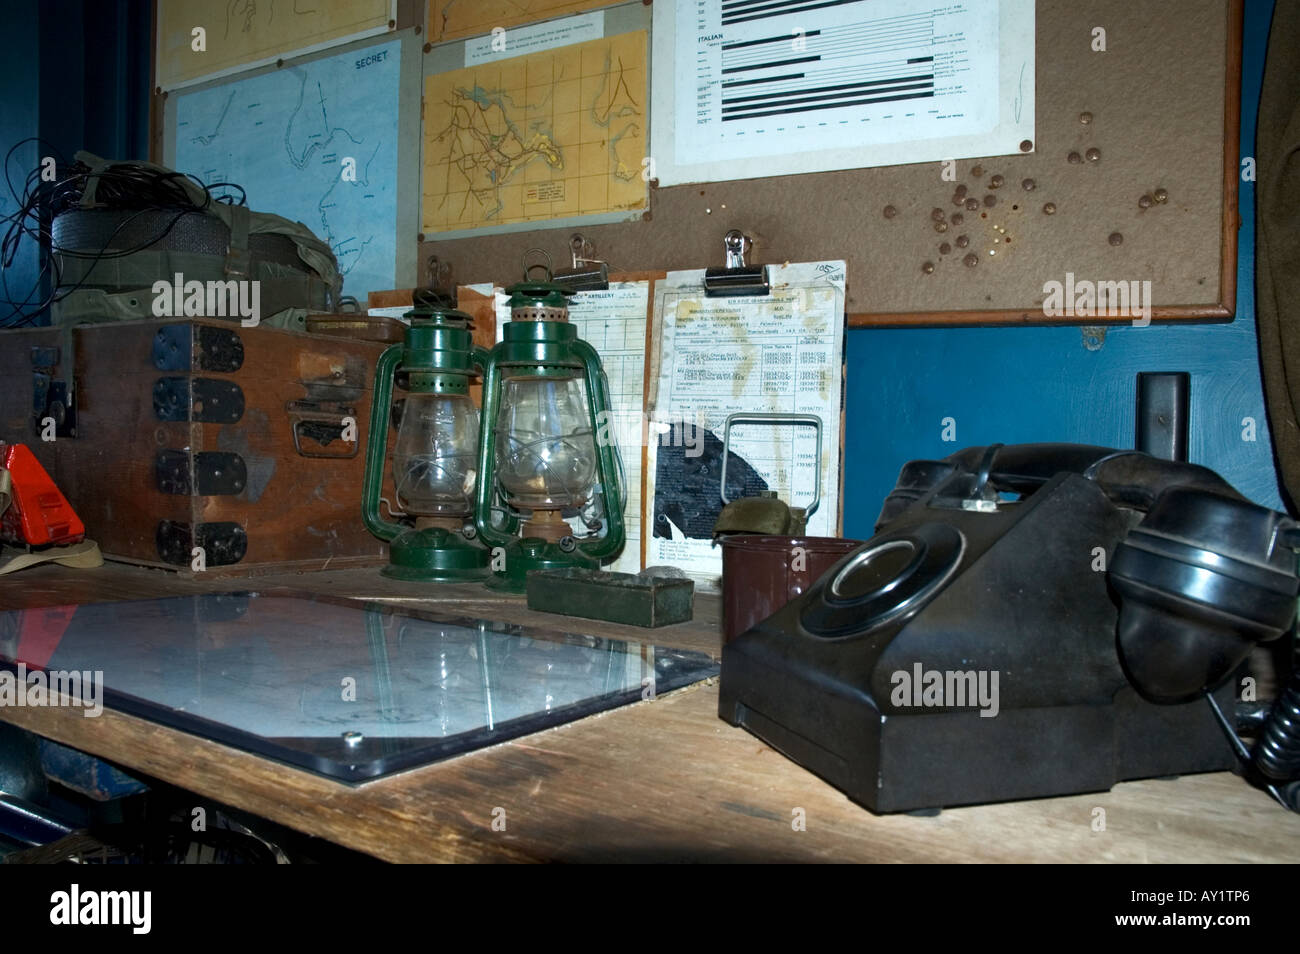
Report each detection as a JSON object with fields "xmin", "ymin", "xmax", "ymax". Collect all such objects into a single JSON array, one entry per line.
[
  {"xmin": 1253, "ymin": 634, "xmax": 1300, "ymax": 782},
  {"xmin": 0, "ymin": 136, "xmax": 247, "ymax": 327}
]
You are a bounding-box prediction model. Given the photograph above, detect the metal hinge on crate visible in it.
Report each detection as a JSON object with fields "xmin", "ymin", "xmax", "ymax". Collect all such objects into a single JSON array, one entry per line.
[
  {"xmin": 155, "ymin": 521, "xmax": 247, "ymax": 567},
  {"xmin": 154, "ymin": 450, "xmax": 247, "ymax": 495},
  {"xmin": 152, "ymin": 377, "xmax": 245, "ymax": 423},
  {"xmin": 151, "ymin": 324, "xmax": 245, "ymax": 373}
]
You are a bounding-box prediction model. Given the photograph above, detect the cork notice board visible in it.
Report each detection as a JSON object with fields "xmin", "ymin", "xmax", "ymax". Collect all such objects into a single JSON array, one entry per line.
[{"xmin": 419, "ymin": 0, "xmax": 1242, "ymax": 328}]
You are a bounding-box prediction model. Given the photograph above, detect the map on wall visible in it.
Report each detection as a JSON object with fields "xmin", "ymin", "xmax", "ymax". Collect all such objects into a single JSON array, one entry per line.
[
  {"xmin": 174, "ymin": 39, "xmax": 401, "ymax": 300},
  {"xmin": 421, "ymin": 30, "xmax": 647, "ymax": 235},
  {"xmin": 428, "ymin": 0, "xmax": 612, "ymax": 44},
  {"xmin": 156, "ymin": 0, "xmax": 394, "ymax": 90}
]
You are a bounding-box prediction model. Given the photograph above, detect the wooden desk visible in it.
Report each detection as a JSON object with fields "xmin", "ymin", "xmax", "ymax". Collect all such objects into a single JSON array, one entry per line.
[{"xmin": 2, "ymin": 563, "xmax": 1298, "ymax": 863}]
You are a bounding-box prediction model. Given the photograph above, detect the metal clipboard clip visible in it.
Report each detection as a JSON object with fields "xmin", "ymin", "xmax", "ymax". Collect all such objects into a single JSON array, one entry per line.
[
  {"xmin": 704, "ymin": 229, "xmax": 770, "ymax": 297},
  {"xmin": 553, "ymin": 234, "xmax": 610, "ymax": 291}
]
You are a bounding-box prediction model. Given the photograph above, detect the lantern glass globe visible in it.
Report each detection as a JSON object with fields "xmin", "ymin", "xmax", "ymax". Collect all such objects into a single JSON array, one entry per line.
[
  {"xmin": 392, "ymin": 392, "xmax": 480, "ymax": 516},
  {"xmin": 493, "ymin": 373, "xmax": 598, "ymax": 510}
]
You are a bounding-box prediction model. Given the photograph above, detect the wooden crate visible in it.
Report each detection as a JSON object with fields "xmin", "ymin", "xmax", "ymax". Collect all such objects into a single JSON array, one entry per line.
[{"xmin": 0, "ymin": 319, "xmax": 397, "ymax": 575}]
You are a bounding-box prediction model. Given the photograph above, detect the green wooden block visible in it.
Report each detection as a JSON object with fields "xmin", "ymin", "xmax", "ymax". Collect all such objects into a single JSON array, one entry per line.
[{"xmin": 525, "ymin": 568, "xmax": 694, "ymax": 628}]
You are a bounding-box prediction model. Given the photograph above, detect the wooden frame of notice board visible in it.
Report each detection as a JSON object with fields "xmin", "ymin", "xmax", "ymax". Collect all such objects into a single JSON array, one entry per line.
[{"xmin": 414, "ymin": 0, "xmax": 1244, "ymax": 329}]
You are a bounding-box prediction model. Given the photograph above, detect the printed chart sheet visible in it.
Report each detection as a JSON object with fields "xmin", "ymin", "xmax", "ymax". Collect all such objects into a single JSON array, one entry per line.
[{"xmin": 653, "ymin": 0, "xmax": 1035, "ymax": 184}]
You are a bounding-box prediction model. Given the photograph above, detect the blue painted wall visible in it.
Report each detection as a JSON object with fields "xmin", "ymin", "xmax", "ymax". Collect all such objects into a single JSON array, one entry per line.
[
  {"xmin": 843, "ymin": 0, "xmax": 1281, "ymax": 536},
  {"xmin": 0, "ymin": 1, "xmax": 43, "ymax": 324},
  {"xmin": 0, "ymin": 0, "xmax": 151, "ymax": 328}
]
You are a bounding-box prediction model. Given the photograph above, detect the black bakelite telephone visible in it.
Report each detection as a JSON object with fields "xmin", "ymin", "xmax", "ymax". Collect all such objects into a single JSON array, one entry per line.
[{"xmin": 719, "ymin": 443, "xmax": 1300, "ymax": 813}]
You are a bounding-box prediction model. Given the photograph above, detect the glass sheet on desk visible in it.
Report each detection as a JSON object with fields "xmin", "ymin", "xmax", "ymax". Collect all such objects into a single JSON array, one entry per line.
[{"xmin": 0, "ymin": 593, "xmax": 718, "ymax": 783}]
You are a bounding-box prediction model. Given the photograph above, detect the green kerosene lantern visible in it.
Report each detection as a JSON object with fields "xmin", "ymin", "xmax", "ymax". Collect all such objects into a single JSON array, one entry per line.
[
  {"xmin": 362, "ymin": 289, "xmax": 489, "ymax": 581},
  {"xmin": 473, "ymin": 271, "xmax": 625, "ymax": 591}
]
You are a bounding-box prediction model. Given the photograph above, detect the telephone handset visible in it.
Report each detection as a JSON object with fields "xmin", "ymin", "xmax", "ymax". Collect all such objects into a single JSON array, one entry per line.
[
  {"xmin": 719, "ymin": 443, "xmax": 1300, "ymax": 813},
  {"xmin": 880, "ymin": 443, "xmax": 1298, "ymax": 699}
]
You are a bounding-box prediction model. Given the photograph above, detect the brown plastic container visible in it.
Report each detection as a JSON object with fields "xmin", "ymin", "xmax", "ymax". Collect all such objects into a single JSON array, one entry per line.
[{"xmin": 719, "ymin": 535, "xmax": 865, "ymax": 644}]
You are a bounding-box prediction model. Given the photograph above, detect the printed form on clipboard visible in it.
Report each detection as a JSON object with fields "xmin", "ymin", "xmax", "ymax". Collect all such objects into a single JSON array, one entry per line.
[{"xmin": 646, "ymin": 261, "xmax": 846, "ymax": 588}]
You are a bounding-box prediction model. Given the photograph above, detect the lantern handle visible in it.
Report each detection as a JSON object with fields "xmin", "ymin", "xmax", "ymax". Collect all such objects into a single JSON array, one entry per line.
[
  {"xmin": 361, "ymin": 344, "xmax": 405, "ymax": 543},
  {"xmin": 470, "ymin": 345, "xmax": 489, "ymax": 376},
  {"xmin": 466, "ymin": 345, "xmax": 492, "ymax": 540},
  {"xmin": 601, "ymin": 367, "xmax": 628, "ymax": 513},
  {"xmin": 425, "ymin": 254, "xmax": 452, "ymax": 293},
  {"xmin": 521, "ymin": 247, "xmax": 554, "ymax": 282},
  {"xmin": 473, "ymin": 347, "xmax": 523, "ymax": 548},
  {"xmin": 586, "ymin": 359, "xmax": 627, "ymax": 528},
  {"xmin": 572, "ymin": 338, "xmax": 626, "ymax": 562}
]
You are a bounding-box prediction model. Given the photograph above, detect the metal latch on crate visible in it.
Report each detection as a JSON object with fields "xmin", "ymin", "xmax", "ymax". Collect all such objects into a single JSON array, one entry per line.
[
  {"xmin": 30, "ymin": 346, "xmax": 76, "ymax": 439},
  {"xmin": 286, "ymin": 400, "xmax": 360, "ymax": 459}
]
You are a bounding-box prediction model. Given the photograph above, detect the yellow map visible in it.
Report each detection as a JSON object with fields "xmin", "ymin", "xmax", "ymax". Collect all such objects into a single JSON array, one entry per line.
[
  {"xmin": 422, "ymin": 31, "xmax": 647, "ymax": 234},
  {"xmin": 428, "ymin": 0, "xmax": 612, "ymax": 44},
  {"xmin": 157, "ymin": 0, "xmax": 392, "ymax": 90}
]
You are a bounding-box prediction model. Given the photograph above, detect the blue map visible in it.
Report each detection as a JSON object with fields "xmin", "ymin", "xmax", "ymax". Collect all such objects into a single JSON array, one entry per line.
[{"xmin": 174, "ymin": 39, "xmax": 400, "ymax": 301}]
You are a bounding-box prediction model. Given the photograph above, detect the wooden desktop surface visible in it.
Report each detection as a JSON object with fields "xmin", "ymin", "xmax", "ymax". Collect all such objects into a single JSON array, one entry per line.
[{"xmin": 1, "ymin": 562, "xmax": 1297, "ymax": 863}]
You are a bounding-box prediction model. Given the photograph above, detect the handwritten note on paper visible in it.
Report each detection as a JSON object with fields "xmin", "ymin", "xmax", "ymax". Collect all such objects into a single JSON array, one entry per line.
[{"xmin": 645, "ymin": 261, "xmax": 846, "ymax": 587}]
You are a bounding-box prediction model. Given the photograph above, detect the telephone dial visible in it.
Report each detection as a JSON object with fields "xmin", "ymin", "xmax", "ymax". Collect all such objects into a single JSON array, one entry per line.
[{"xmin": 719, "ymin": 443, "xmax": 1300, "ymax": 813}]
